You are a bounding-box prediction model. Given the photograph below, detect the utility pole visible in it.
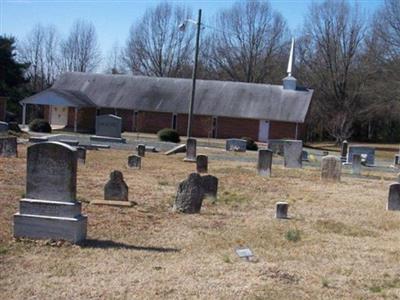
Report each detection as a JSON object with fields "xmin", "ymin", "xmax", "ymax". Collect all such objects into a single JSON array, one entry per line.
[{"xmin": 187, "ymin": 9, "xmax": 202, "ymax": 138}]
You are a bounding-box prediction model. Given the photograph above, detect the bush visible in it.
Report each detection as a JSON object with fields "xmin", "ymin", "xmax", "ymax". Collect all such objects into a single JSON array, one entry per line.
[
  {"xmin": 241, "ymin": 137, "xmax": 258, "ymax": 151},
  {"xmin": 157, "ymin": 128, "xmax": 180, "ymax": 143},
  {"xmin": 29, "ymin": 119, "xmax": 51, "ymax": 133}
]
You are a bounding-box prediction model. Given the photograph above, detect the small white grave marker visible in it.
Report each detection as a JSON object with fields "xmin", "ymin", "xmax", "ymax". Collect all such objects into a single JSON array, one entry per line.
[{"xmin": 235, "ymin": 247, "xmax": 253, "ymax": 261}]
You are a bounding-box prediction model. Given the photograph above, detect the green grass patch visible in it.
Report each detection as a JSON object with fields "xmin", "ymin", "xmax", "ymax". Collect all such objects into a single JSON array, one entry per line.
[{"xmin": 285, "ymin": 229, "xmax": 301, "ymax": 242}]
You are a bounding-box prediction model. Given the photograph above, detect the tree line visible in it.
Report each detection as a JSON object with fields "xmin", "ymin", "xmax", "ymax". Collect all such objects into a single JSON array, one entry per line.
[{"xmin": 1, "ymin": 0, "xmax": 400, "ymax": 143}]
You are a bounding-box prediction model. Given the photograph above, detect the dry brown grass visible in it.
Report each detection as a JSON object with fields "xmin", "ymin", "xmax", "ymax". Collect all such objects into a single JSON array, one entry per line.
[{"xmin": 1, "ymin": 145, "xmax": 400, "ymax": 299}]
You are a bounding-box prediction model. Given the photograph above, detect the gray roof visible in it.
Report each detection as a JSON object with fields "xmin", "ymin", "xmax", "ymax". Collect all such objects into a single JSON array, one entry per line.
[
  {"xmin": 23, "ymin": 72, "xmax": 313, "ymax": 123},
  {"xmin": 22, "ymin": 88, "xmax": 97, "ymax": 108}
]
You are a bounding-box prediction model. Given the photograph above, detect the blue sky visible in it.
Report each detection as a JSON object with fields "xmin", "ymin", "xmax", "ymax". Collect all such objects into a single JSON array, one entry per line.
[{"xmin": 1, "ymin": 0, "xmax": 383, "ymax": 56}]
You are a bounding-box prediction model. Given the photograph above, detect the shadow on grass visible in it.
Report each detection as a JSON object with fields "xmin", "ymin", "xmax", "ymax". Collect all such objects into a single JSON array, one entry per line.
[{"xmin": 81, "ymin": 239, "xmax": 180, "ymax": 253}]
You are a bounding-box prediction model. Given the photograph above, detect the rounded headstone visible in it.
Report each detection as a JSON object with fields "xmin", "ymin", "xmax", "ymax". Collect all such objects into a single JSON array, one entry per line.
[
  {"xmin": 104, "ymin": 170, "xmax": 129, "ymax": 201},
  {"xmin": 388, "ymin": 183, "xmax": 400, "ymax": 211},
  {"xmin": 137, "ymin": 144, "xmax": 146, "ymax": 157},
  {"xmin": 26, "ymin": 142, "xmax": 77, "ymax": 202},
  {"xmin": 196, "ymin": 155, "xmax": 208, "ymax": 173},
  {"xmin": 174, "ymin": 173, "xmax": 204, "ymax": 213}
]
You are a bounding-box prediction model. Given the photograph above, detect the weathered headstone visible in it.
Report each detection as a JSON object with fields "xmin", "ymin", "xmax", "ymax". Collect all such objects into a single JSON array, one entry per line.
[
  {"xmin": 352, "ymin": 153, "xmax": 362, "ymax": 175},
  {"xmin": 341, "ymin": 140, "xmax": 348, "ymax": 162},
  {"xmin": 0, "ymin": 121, "xmax": 8, "ymax": 134},
  {"xmin": 275, "ymin": 202, "xmax": 288, "ymax": 219},
  {"xmin": 91, "ymin": 170, "xmax": 133, "ymax": 207},
  {"xmin": 13, "ymin": 142, "xmax": 87, "ymax": 243},
  {"xmin": 321, "ymin": 155, "xmax": 341, "ymax": 182},
  {"xmin": 257, "ymin": 149, "xmax": 273, "ymax": 176},
  {"xmin": 397, "ymin": 173, "xmax": 400, "ymax": 183},
  {"xmin": 90, "ymin": 114, "xmax": 126, "ymax": 143},
  {"xmin": 137, "ymin": 144, "xmax": 146, "ymax": 157},
  {"xmin": 201, "ymin": 175, "xmax": 218, "ymax": 199},
  {"xmin": 387, "ymin": 183, "xmax": 400, "ymax": 210},
  {"xmin": 184, "ymin": 138, "xmax": 197, "ymax": 162},
  {"xmin": 394, "ymin": 154, "xmax": 400, "ymax": 167},
  {"xmin": 0, "ymin": 136, "xmax": 17, "ymax": 157},
  {"xmin": 104, "ymin": 170, "xmax": 129, "ymax": 201},
  {"xmin": 283, "ymin": 140, "xmax": 303, "ymax": 168},
  {"xmin": 347, "ymin": 146, "xmax": 375, "ymax": 166},
  {"xmin": 174, "ymin": 173, "xmax": 204, "ymax": 213},
  {"xmin": 77, "ymin": 147, "xmax": 86, "ymax": 164},
  {"xmin": 226, "ymin": 139, "xmax": 247, "ymax": 152},
  {"xmin": 165, "ymin": 144, "xmax": 186, "ymax": 155},
  {"xmin": 302, "ymin": 150, "xmax": 309, "ymax": 161},
  {"xmin": 128, "ymin": 154, "xmax": 141, "ymax": 169},
  {"xmin": 196, "ymin": 155, "xmax": 208, "ymax": 173}
]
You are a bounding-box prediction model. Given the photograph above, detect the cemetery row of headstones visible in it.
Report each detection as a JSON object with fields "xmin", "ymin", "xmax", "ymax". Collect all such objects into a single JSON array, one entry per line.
[{"xmin": 7, "ymin": 133, "xmax": 400, "ymax": 245}]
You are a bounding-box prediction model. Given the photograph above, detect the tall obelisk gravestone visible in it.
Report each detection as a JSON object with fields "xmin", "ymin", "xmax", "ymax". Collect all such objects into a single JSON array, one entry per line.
[{"xmin": 13, "ymin": 142, "xmax": 87, "ymax": 243}]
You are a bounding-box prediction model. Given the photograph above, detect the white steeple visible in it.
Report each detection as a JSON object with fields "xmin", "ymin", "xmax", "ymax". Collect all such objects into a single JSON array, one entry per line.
[{"xmin": 283, "ymin": 37, "xmax": 297, "ymax": 90}]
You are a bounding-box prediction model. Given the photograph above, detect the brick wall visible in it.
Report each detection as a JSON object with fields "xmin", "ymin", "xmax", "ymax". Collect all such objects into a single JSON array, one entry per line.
[
  {"xmin": 137, "ymin": 111, "xmax": 173, "ymax": 133},
  {"xmin": 217, "ymin": 117, "xmax": 259, "ymax": 140},
  {"xmin": 78, "ymin": 107, "xmax": 96, "ymax": 132},
  {"xmin": 269, "ymin": 121, "xmax": 301, "ymax": 140},
  {"xmin": 176, "ymin": 114, "xmax": 213, "ymax": 137},
  {"xmin": 115, "ymin": 109, "xmax": 134, "ymax": 132},
  {"xmin": 43, "ymin": 105, "xmax": 50, "ymax": 122}
]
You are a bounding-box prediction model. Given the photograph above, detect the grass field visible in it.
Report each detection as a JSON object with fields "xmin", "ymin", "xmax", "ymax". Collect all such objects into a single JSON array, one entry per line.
[{"xmin": 1, "ymin": 145, "xmax": 400, "ymax": 299}]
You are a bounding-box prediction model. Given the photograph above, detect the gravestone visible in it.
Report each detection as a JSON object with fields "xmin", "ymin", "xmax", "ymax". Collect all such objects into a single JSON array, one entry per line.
[
  {"xmin": 174, "ymin": 173, "xmax": 204, "ymax": 213},
  {"xmin": 341, "ymin": 140, "xmax": 348, "ymax": 162},
  {"xmin": 76, "ymin": 147, "xmax": 86, "ymax": 164},
  {"xmin": 347, "ymin": 146, "xmax": 375, "ymax": 166},
  {"xmin": 394, "ymin": 154, "xmax": 400, "ymax": 167},
  {"xmin": 201, "ymin": 175, "xmax": 218, "ymax": 199},
  {"xmin": 0, "ymin": 136, "xmax": 17, "ymax": 157},
  {"xmin": 226, "ymin": 139, "xmax": 247, "ymax": 152},
  {"xmin": 128, "ymin": 154, "xmax": 141, "ymax": 169},
  {"xmin": 13, "ymin": 142, "xmax": 87, "ymax": 243},
  {"xmin": 196, "ymin": 155, "xmax": 208, "ymax": 173},
  {"xmin": 137, "ymin": 144, "xmax": 146, "ymax": 157},
  {"xmin": 104, "ymin": 170, "xmax": 129, "ymax": 201},
  {"xmin": 90, "ymin": 114, "xmax": 126, "ymax": 143},
  {"xmin": 352, "ymin": 153, "xmax": 362, "ymax": 175},
  {"xmin": 302, "ymin": 150, "xmax": 309, "ymax": 161},
  {"xmin": 267, "ymin": 139, "xmax": 285, "ymax": 155},
  {"xmin": 91, "ymin": 170, "xmax": 133, "ymax": 207},
  {"xmin": 387, "ymin": 183, "xmax": 400, "ymax": 210},
  {"xmin": 275, "ymin": 202, "xmax": 288, "ymax": 219},
  {"xmin": 184, "ymin": 138, "xmax": 197, "ymax": 162},
  {"xmin": 60, "ymin": 139, "xmax": 79, "ymax": 146},
  {"xmin": 0, "ymin": 121, "xmax": 8, "ymax": 134},
  {"xmin": 397, "ymin": 173, "xmax": 400, "ymax": 183},
  {"xmin": 165, "ymin": 144, "xmax": 186, "ymax": 155},
  {"xmin": 257, "ymin": 149, "xmax": 273, "ymax": 176},
  {"xmin": 283, "ymin": 140, "xmax": 302, "ymax": 168},
  {"xmin": 321, "ymin": 155, "xmax": 341, "ymax": 182}
]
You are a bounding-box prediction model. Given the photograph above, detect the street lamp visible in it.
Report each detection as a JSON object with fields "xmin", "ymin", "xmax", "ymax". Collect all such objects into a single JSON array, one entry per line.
[{"xmin": 179, "ymin": 9, "xmax": 202, "ymax": 138}]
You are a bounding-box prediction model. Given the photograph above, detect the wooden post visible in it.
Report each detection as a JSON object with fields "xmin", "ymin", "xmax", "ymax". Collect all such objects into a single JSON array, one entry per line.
[
  {"xmin": 74, "ymin": 107, "xmax": 78, "ymax": 132},
  {"xmin": 22, "ymin": 104, "xmax": 27, "ymax": 127}
]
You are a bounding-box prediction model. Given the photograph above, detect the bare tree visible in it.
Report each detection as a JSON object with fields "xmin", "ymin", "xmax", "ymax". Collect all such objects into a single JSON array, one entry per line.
[
  {"xmin": 18, "ymin": 24, "xmax": 60, "ymax": 91},
  {"xmin": 299, "ymin": 0, "xmax": 367, "ymax": 143},
  {"xmin": 104, "ymin": 41, "xmax": 125, "ymax": 74},
  {"xmin": 60, "ymin": 19, "xmax": 101, "ymax": 72},
  {"xmin": 123, "ymin": 2, "xmax": 194, "ymax": 77},
  {"xmin": 205, "ymin": 0, "xmax": 288, "ymax": 83}
]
